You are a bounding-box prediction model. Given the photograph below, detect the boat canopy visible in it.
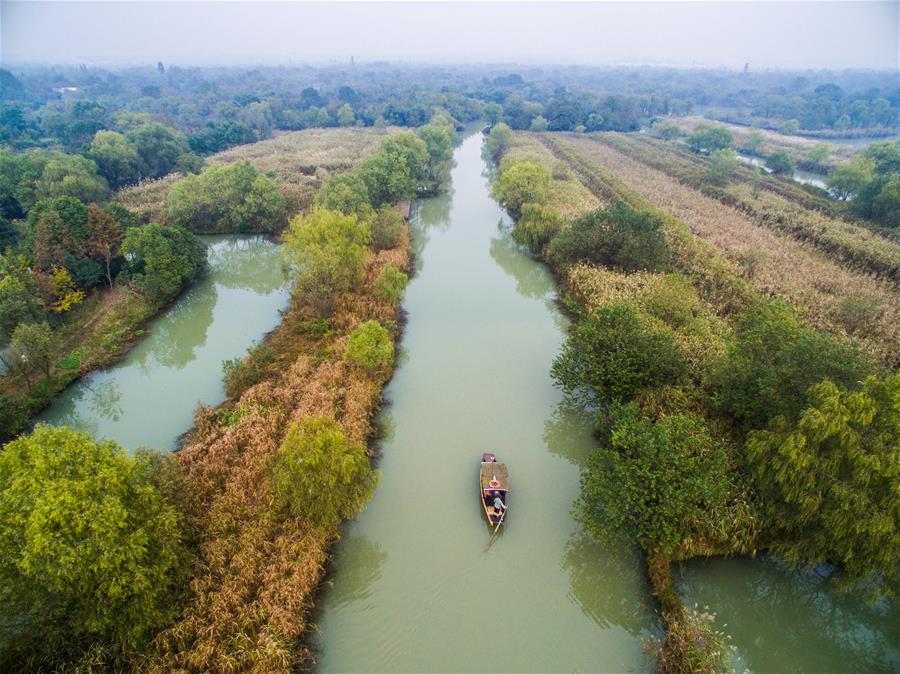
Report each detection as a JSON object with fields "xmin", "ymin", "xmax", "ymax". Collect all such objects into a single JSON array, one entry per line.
[{"xmin": 480, "ymin": 461, "xmax": 509, "ymax": 492}]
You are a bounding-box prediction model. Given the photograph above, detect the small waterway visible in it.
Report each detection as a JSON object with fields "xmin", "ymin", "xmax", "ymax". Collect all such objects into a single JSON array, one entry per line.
[
  {"xmin": 736, "ymin": 153, "xmax": 828, "ymax": 189},
  {"xmin": 312, "ymin": 134, "xmax": 657, "ymax": 672},
  {"xmin": 37, "ymin": 235, "xmax": 290, "ymax": 450}
]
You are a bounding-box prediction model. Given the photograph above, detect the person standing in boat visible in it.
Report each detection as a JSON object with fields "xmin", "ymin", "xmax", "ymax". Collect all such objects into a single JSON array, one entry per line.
[{"xmin": 492, "ymin": 491, "xmax": 507, "ymax": 518}]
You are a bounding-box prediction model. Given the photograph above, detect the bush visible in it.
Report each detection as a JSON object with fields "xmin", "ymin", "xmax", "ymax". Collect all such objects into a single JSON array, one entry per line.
[
  {"xmin": 491, "ymin": 157, "xmax": 551, "ymax": 220},
  {"xmin": 546, "ymin": 201, "xmax": 669, "ymax": 272},
  {"xmin": 374, "ymin": 264, "xmax": 408, "ymax": 304},
  {"xmin": 581, "ymin": 403, "xmax": 735, "ymax": 555},
  {"xmin": 0, "ymin": 425, "xmax": 187, "ymax": 662},
  {"xmin": 746, "ymin": 373, "xmax": 899, "ymax": 597},
  {"xmin": 344, "ymin": 320, "xmax": 394, "ymax": 369},
  {"xmin": 269, "ymin": 417, "xmax": 378, "ymax": 528},
  {"xmin": 512, "ymin": 202, "xmax": 563, "ymax": 254},
  {"xmin": 707, "ymin": 300, "xmax": 871, "ymax": 430},
  {"xmin": 222, "ymin": 343, "xmax": 274, "ymax": 398},
  {"xmin": 167, "ymin": 161, "xmax": 286, "ymax": 233},
  {"xmin": 766, "ymin": 150, "xmax": 796, "ymax": 177},
  {"xmin": 687, "ymin": 123, "xmax": 733, "ymax": 153},
  {"xmin": 370, "ymin": 205, "xmax": 404, "ymax": 251},
  {"xmin": 315, "ymin": 171, "xmax": 374, "ymax": 221},
  {"xmin": 484, "ymin": 122, "xmax": 512, "ymax": 161},
  {"xmin": 552, "ymin": 301, "xmax": 688, "ymax": 403},
  {"xmin": 282, "ymin": 208, "xmax": 370, "ymax": 306},
  {"xmin": 705, "ymin": 148, "xmax": 738, "ymax": 185}
]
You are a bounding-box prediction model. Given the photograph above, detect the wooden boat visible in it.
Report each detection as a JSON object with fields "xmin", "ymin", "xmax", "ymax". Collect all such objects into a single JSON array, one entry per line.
[{"xmin": 480, "ymin": 452, "xmax": 509, "ymax": 528}]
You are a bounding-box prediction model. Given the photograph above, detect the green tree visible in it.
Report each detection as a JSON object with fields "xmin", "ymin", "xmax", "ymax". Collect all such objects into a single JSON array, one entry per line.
[
  {"xmin": 491, "ymin": 157, "xmax": 551, "ymax": 220},
  {"xmin": 742, "ymin": 129, "xmax": 766, "ymax": 155},
  {"xmin": 89, "ymin": 130, "xmax": 141, "ymax": 188},
  {"xmin": 649, "ymin": 119, "xmax": 682, "ymax": 140},
  {"xmin": 0, "ymin": 254, "xmax": 41, "ymax": 343},
  {"xmin": 120, "ymin": 223, "xmax": 206, "ymax": 306},
  {"xmin": 871, "ymin": 174, "xmax": 900, "ymax": 228},
  {"xmin": 125, "ymin": 120, "xmax": 189, "ymax": 179},
  {"xmin": 358, "ymin": 147, "xmax": 415, "ymax": 208},
  {"xmin": 806, "ymin": 143, "xmax": 830, "ymax": 166},
  {"xmin": 546, "ymin": 202, "xmax": 669, "ymax": 272},
  {"xmin": 766, "ymin": 150, "xmax": 796, "ymax": 176},
  {"xmin": 708, "ymin": 301, "xmax": 871, "ymax": 430},
  {"xmin": 11, "ymin": 322, "xmax": 55, "ymax": 380},
  {"xmin": 418, "ymin": 117, "xmax": 454, "ymax": 191},
  {"xmin": 344, "ymin": 320, "xmax": 394, "ymax": 369},
  {"xmin": 34, "ymin": 153, "xmax": 110, "ymax": 205},
  {"xmin": 0, "ymin": 425, "xmax": 187, "ymax": 660},
  {"xmin": 581, "ymin": 403, "xmax": 736, "ymax": 555},
  {"xmin": 512, "ymin": 202, "xmax": 563, "ymax": 254},
  {"xmin": 529, "ymin": 115, "xmax": 549, "ymax": 132},
  {"xmin": 551, "ymin": 301, "xmax": 687, "ymax": 403},
  {"xmin": 687, "ymin": 123, "xmax": 733, "ymax": 153},
  {"xmin": 828, "ymin": 155, "xmax": 876, "ymax": 200},
  {"xmin": 270, "ymin": 417, "xmax": 378, "ymax": 528},
  {"xmin": 705, "ymin": 148, "xmax": 739, "ymax": 185},
  {"xmin": 167, "ymin": 161, "xmax": 286, "ymax": 233},
  {"xmin": 778, "ymin": 119, "xmax": 801, "ymax": 135},
  {"xmin": 746, "ymin": 374, "xmax": 899, "ymax": 596},
  {"xmin": 31, "ymin": 209, "xmax": 79, "ymax": 272},
  {"xmin": 337, "ymin": 103, "xmax": 355, "ymax": 127},
  {"xmin": 370, "ymin": 205, "xmax": 405, "ymax": 251},
  {"xmin": 373, "ymin": 264, "xmax": 408, "ymax": 304},
  {"xmin": 483, "ymin": 102, "xmax": 503, "ymax": 126},
  {"xmin": 315, "ymin": 171, "xmax": 374, "ymax": 221},
  {"xmin": 282, "ymin": 208, "xmax": 370, "ymax": 306},
  {"xmin": 484, "ymin": 122, "xmax": 512, "ymax": 161}
]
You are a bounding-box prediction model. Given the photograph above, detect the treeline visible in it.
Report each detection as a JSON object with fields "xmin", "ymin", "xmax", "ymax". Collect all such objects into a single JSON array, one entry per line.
[
  {"xmin": 0, "ymin": 123, "xmax": 453, "ymax": 671},
  {"xmin": 490, "ymin": 128, "xmax": 898, "ymax": 670},
  {"xmin": 4, "ymin": 64, "xmax": 895, "ymax": 158}
]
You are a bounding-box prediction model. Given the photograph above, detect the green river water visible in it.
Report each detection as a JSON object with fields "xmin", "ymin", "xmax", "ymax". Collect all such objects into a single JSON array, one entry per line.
[{"xmin": 34, "ymin": 136, "xmax": 898, "ymax": 672}]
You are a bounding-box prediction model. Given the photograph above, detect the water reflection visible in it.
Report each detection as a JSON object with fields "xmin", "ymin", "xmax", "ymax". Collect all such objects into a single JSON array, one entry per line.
[
  {"xmin": 543, "ymin": 398, "xmax": 596, "ymax": 467},
  {"xmin": 325, "ymin": 536, "xmax": 388, "ymax": 609},
  {"xmin": 88, "ymin": 379, "xmax": 122, "ymax": 422},
  {"xmin": 488, "ymin": 225, "xmax": 556, "ymax": 301},
  {"xmin": 208, "ymin": 236, "xmax": 289, "ymax": 293},
  {"xmin": 563, "ymin": 530, "xmax": 659, "ymax": 638},
  {"xmin": 409, "ymin": 191, "xmax": 452, "ymax": 273},
  {"xmin": 674, "ymin": 556, "xmax": 900, "ymax": 673},
  {"xmin": 138, "ymin": 283, "xmax": 217, "ymax": 370}
]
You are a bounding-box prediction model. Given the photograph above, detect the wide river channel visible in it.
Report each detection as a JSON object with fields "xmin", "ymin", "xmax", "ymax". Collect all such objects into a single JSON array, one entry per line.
[{"xmin": 35, "ymin": 135, "xmax": 898, "ymax": 672}]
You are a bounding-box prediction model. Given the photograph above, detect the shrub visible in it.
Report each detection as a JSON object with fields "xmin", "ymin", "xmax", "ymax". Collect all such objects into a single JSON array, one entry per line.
[
  {"xmin": 746, "ymin": 373, "xmax": 899, "ymax": 597},
  {"xmin": 120, "ymin": 223, "xmax": 207, "ymax": 306},
  {"xmin": 374, "ymin": 264, "xmax": 408, "ymax": 304},
  {"xmin": 581, "ymin": 403, "xmax": 735, "ymax": 555},
  {"xmin": 766, "ymin": 150, "xmax": 796, "ymax": 177},
  {"xmin": 370, "ymin": 205, "xmax": 404, "ymax": 251},
  {"xmin": 650, "ymin": 119, "xmax": 684, "ymax": 140},
  {"xmin": 491, "ymin": 157, "xmax": 551, "ymax": 220},
  {"xmin": 282, "ymin": 208, "xmax": 370, "ymax": 305},
  {"xmin": 222, "ymin": 343, "xmax": 274, "ymax": 398},
  {"xmin": 546, "ymin": 201, "xmax": 669, "ymax": 272},
  {"xmin": 705, "ymin": 148, "xmax": 738, "ymax": 185},
  {"xmin": 315, "ymin": 171, "xmax": 374, "ymax": 221},
  {"xmin": 344, "ymin": 320, "xmax": 394, "ymax": 369},
  {"xmin": 512, "ymin": 202, "xmax": 563, "ymax": 254},
  {"xmin": 167, "ymin": 161, "xmax": 286, "ymax": 233},
  {"xmin": 552, "ymin": 301, "xmax": 688, "ymax": 403},
  {"xmin": 687, "ymin": 123, "xmax": 733, "ymax": 153},
  {"xmin": 0, "ymin": 425, "xmax": 187, "ymax": 662},
  {"xmin": 484, "ymin": 122, "xmax": 512, "ymax": 161},
  {"xmin": 269, "ymin": 417, "xmax": 378, "ymax": 528},
  {"xmin": 707, "ymin": 300, "xmax": 871, "ymax": 430}
]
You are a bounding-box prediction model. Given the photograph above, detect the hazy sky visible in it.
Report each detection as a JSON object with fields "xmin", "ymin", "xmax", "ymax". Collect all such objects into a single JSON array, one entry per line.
[{"xmin": 2, "ymin": 1, "xmax": 898, "ymax": 70}]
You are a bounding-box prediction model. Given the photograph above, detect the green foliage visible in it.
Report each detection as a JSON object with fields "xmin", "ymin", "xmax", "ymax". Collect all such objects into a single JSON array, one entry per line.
[
  {"xmin": 766, "ymin": 150, "xmax": 796, "ymax": 177},
  {"xmin": 315, "ymin": 171, "xmax": 374, "ymax": 221},
  {"xmin": 124, "ymin": 119, "xmax": 189, "ymax": 179},
  {"xmin": 512, "ymin": 202, "xmax": 563, "ymax": 254},
  {"xmin": 552, "ymin": 301, "xmax": 688, "ymax": 403},
  {"xmin": 344, "ymin": 320, "xmax": 394, "ymax": 369},
  {"xmin": 270, "ymin": 417, "xmax": 378, "ymax": 528},
  {"xmin": 484, "ymin": 122, "xmax": 513, "ymax": 161},
  {"xmin": 11, "ymin": 322, "xmax": 55, "ymax": 379},
  {"xmin": 529, "ymin": 115, "xmax": 549, "ymax": 132},
  {"xmin": 650, "ymin": 119, "xmax": 683, "ymax": 140},
  {"xmin": 418, "ymin": 115, "xmax": 455, "ymax": 191},
  {"xmin": 89, "ymin": 130, "xmax": 141, "ymax": 188},
  {"xmin": 707, "ymin": 301, "xmax": 871, "ymax": 431},
  {"xmin": 337, "ymin": 103, "xmax": 355, "ymax": 127},
  {"xmin": 807, "ymin": 143, "xmax": 830, "ymax": 165},
  {"xmin": 120, "ymin": 223, "xmax": 207, "ymax": 306},
  {"xmin": 373, "ymin": 264, "xmax": 408, "ymax": 304},
  {"xmin": 223, "ymin": 343, "xmax": 274, "ymax": 399},
  {"xmin": 358, "ymin": 143, "xmax": 415, "ymax": 208},
  {"xmin": 581, "ymin": 403, "xmax": 735, "ymax": 555},
  {"xmin": 0, "ymin": 253, "xmax": 42, "ymax": 342},
  {"xmin": 34, "ymin": 152, "xmax": 110, "ymax": 205},
  {"xmin": 546, "ymin": 202, "xmax": 670, "ymax": 273},
  {"xmin": 370, "ymin": 205, "xmax": 405, "ymax": 251},
  {"xmin": 827, "ymin": 142, "xmax": 900, "ymax": 227},
  {"xmin": 687, "ymin": 123, "xmax": 733, "ymax": 154},
  {"xmin": 283, "ymin": 208, "xmax": 370, "ymax": 305},
  {"xmin": 746, "ymin": 374, "xmax": 899, "ymax": 597},
  {"xmin": 742, "ymin": 129, "xmax": 766, "ymax": 154},
  {"xmin": 778, "ymin": 119, "xmax": 801, "ymax": 135},
  {"xmin": 0, "ymin": 425, "xmax": 187, "ymax": 662},
  {"xmin": 491, "ymin": 157, "xmax": 551, "ymax": 220},
  {"xmin": 705, "ymin": 148, "xmax": 739, "ymax": 185},
  {"xmin": 828, "ymin": 155, "xmax": 876, "ymax": 200},
  {"xmin": 166, "ymin": 160, "xmax": 286, "ymax": 233}
]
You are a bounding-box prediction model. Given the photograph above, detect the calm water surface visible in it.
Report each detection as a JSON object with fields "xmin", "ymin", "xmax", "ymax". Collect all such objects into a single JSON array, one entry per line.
[{"xmin": 38, "ymin": 235, "xmax": 289, "ymax": 450}]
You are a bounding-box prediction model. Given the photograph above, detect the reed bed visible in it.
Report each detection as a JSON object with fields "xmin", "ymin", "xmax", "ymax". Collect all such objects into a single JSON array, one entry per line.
[
  {"xmin": 116, "ymin": 128, "xmax": 388, "ymax": 225},
  {"xmin": 599, "ymin": 134, "xmax": 900, "ymax": 281},
  {"xmin": 147, "ymin": 230, "xmax": 410, "ymax": 673},
  {"xmin": 546, "ymin": 135, "xmax": 900, "ymax": 367}
]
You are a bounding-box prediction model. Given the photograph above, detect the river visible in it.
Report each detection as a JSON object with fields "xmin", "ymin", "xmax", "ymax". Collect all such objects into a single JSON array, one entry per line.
[
  {"xmin": 313, "ymin": 133, "xmax": 899, "ymax": 672},
  {"xmin": 37, "ymin": 235, "xmax": 290, "ymax": 450}
]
